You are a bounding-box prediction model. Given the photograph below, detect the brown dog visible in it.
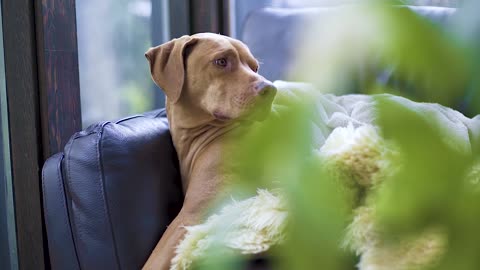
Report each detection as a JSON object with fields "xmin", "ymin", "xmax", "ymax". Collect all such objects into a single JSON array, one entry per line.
[{"xmin": 143, "ymin": 33, "xmax": 277, "ymax": 270}]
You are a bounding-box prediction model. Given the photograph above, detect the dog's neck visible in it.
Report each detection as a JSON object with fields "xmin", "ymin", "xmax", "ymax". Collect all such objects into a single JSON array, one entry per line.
[{"xmin": 166, "ymin": 101, "xmax": 244, "ymax": 191}]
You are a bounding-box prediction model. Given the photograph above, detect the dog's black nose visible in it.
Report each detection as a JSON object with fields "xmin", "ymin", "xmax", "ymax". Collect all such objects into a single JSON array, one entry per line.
[{"xmin": 256, "ymin": 81, "xmax": 277, "ymax": 97}]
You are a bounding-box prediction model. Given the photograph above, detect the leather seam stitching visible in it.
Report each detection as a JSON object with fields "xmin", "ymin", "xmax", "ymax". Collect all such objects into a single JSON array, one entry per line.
[
  {"xmin": 55, "ymin": 154, "xmax": 82, "ymax": 269},
  {"xmin": 66, "ymin": 140, "xmax": 84, "ymax": 270},
  {"xmin": 97, "ymin": 125, "xmax": 123, "ymax": 270}
]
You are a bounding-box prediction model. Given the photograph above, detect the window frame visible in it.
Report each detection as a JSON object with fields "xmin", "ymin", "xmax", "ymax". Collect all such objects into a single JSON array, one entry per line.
[{"xmin": 2, "ymin": 0, "xmax": 46, "ymax": 269}]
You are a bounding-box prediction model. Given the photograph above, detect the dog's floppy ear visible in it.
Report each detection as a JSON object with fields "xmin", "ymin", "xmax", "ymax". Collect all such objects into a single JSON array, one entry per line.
[{"xmin": 145, "ymin": 35, "xmax": 197, "ymax": 104}]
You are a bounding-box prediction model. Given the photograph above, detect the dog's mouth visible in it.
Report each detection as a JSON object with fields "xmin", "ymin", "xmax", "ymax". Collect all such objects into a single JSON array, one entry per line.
[
  {"xmin": 237, "ymin": 99, "xmax": 275, "ymax": 123},
  {"xmin": 213, "ymin": 111, "xmax": 232, "ymax": 121}
]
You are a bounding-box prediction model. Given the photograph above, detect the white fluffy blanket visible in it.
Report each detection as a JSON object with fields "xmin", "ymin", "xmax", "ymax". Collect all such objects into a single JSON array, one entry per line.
[
  {"xmin": 170, "ymin": 81, "xmax": 480, "ymax": 270},
  {"xmin": 170, "ymin": 190, "xmax": 287, "ymax": 270}
]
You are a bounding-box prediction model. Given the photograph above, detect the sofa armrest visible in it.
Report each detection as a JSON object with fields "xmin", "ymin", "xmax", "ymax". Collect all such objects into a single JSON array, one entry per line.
[{"xmin": 42, "ymin": 109, "xmax": 184, "ymax": 269}]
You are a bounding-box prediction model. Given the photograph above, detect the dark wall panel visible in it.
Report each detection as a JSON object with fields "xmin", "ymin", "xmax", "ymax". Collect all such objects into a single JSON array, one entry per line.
[
  {"xmin": 2, "ymin": 0, "xmax": 45, "ymax": 269},
  {"xmin": 190, "ymin": 0, "xmax": 224, "ymax": 34},
  {"xmin": 170, "ymin": 0, "xmax": 190, "ymax": 38}
]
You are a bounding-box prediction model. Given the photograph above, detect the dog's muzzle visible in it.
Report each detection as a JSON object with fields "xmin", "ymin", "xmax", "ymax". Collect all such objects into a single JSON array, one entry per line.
[{"xmin": 249, "ymin": 81, "xmax": 277, "ymax": 121}]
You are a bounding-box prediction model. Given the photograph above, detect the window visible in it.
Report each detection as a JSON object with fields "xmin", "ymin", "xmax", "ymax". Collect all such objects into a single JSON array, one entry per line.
[{"xmin": 77, "ymin": 0, "xmax": 166, "ymax": 127}]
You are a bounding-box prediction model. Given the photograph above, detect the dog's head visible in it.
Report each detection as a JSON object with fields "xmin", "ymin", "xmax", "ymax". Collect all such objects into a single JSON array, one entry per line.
[{"xmin": 145, "ymin": 33, "xmax": 276, "ymax": 124}]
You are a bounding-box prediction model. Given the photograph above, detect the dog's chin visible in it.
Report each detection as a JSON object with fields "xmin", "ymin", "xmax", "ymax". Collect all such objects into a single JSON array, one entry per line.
[
  {"xmin": 212, "ymin": 102, "xmax": 273, "ymax": 124},
  {"xmin": 238, "ymin": 103, "xmax": 273, "ymax": 123}
]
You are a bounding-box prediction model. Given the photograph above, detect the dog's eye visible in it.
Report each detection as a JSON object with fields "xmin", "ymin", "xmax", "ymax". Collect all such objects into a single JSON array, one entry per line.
[
  {"xmin": 214, "ymin": 58, "xmax": 228, "ymax": 67},
  {"xmin": 254, "ymin": 66, "xmax": 259, "ymax": 73}
]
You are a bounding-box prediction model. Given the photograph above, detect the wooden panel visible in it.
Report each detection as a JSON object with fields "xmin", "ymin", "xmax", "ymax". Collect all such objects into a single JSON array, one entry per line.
[
  {"xmin": 221, "ymin": 0, "xmax": 233, "ymax": 36},
  {"xmin": 190, "ymin": 0, "xmax": 223, "ymax": 34},
  {"xmin": 35, "ymin": 0, "xmax": 82, "ymax": 159},
  {"xmin": 1, "ymin": 0, "xmax": 46, "ymax": 269},
  {"xmin": 42, "ymin": 50, "xmax": 81, "ymax": 156},
  {"xmin": 169, "ymin": 0, "xmax": 190, "ymax": 38}
]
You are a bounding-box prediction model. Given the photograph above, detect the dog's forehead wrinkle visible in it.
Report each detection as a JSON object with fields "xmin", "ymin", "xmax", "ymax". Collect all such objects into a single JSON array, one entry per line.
[
  {"xmin": 201, "ymin": 37, "xmax": 233, "ymax": 49},
  {"xmin": 193, "ymin": 42, "xmax": 238, "ymax": 64},
  {"xmin": 231, "ymin": 42, "xmax": 258, "ymax": 68}
]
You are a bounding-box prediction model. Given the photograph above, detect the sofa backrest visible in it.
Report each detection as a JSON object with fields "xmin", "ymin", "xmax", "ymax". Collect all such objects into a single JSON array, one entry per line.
[{"xmin": 241, "ymin": 6, "xmax": 456, "ymax": 82}]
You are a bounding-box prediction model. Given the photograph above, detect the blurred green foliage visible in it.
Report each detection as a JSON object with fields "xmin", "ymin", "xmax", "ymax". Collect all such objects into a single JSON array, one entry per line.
[{"xmin": 194, "ymin": 1, "xmax": 480, "ymax": 269}]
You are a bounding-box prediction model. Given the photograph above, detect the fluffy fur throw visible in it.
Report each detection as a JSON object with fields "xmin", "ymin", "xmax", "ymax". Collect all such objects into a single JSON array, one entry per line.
[
  {"xmin": 324, "ymin": 125, "xmax": 446, "ymax": 270},
  {"xmin": 171, "ymin": 121, "xmax": 477, "ymax": 270},
  {"xmin": 170, "ymin": 190, "xmax": 288, "ymax": 270}
]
